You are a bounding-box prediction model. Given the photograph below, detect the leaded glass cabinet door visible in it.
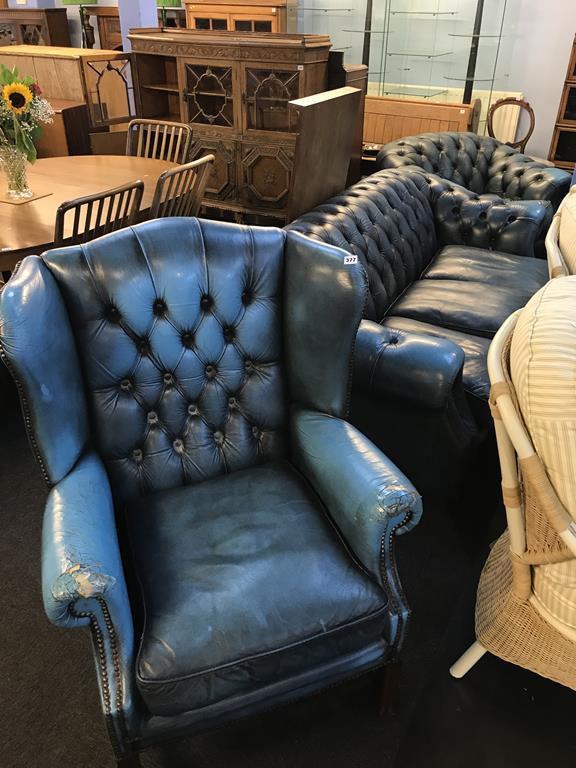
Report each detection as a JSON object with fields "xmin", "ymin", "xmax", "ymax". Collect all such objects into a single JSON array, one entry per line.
[
  {"xmin": 183, "ymin": 60, "xmax": 236, "ymax": 130},
  {"xmin": 241, "ymin": 64, "xmax": 301, "ymax": 135}
]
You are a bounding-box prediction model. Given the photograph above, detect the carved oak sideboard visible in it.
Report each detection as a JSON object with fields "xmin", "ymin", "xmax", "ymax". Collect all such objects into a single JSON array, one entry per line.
[{"xmin": 128, "ymin": 28, "xmax": 335, "ymax": 222}]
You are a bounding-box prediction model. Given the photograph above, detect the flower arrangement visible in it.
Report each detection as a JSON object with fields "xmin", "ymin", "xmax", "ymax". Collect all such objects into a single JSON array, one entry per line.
[{"xmin": 0, "ymin": 64, "xmax": 54, "ymax": 163}]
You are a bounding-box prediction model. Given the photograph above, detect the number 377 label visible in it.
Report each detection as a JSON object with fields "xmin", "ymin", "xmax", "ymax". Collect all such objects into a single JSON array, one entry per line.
[{"xmin": 344, "ymin": 255, "xmax": 358, "ymax": 265}]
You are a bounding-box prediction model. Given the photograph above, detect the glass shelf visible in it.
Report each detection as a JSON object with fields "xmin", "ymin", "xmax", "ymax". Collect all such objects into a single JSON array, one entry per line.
[
  {"xmin": 343, "ymin": 29, "xmax": 390, "ymax": 34},
  {"xmin": 299, "ymin": 7, "xmax": 353, "ymax": 11},
  {"xmin": 387, "ymin": 52, "xmax": 452, "ymax": 58},
  {"xmin": 448, "ymin": 33, "xmax": 502, "ymax": 38},
  {"xmin": 375, "ymin": 86, "xmax": 450, "ymax": 99},
  {"xmin": 390, "ymin": 11, "xmax": 458, "ymax": 16},
  {"xmin": 443, "ymin": 75, "xmax": 509, "ymax": 82}
]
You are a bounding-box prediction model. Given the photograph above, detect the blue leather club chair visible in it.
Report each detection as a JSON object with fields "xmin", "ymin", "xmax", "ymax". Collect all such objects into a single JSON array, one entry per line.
[{"xmin": 0, "ymin": 218, "xmax": 422, "ymax": 765}]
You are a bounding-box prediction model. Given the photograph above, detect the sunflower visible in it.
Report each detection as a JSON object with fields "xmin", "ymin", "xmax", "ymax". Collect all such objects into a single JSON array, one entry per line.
[{"xmin": 2, "ymin": 82, "xmax": 33, "ymax": 116}]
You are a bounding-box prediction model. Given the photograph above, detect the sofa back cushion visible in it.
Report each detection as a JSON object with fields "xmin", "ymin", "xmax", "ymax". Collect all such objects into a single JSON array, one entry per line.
[
  {"xmin": 376, "ymin": 132, "xmax": 501, "ymax": 194},
  {"xmin": 287, "ymin": 169, "xmax": 437, "ymax": 322},
  {"xmin": 41, "ymin": 218, "xmax": 288, "ymax": 502}
]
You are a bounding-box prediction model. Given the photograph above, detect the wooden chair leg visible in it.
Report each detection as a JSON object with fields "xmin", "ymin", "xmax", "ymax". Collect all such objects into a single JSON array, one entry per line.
[
  {"xmin": 379, "ymin": 660, "xmax": 401, "ymax": 716},
  {"xmin": 117, "ymin": 753, "xmax": 141, "ymax": 767}
]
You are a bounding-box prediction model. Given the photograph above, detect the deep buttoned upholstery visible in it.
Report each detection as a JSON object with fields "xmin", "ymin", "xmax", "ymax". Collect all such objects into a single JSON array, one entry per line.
[
  {"xmin": 288, "ymin": 168, "xmax": 550, "ymax": 496},
  {"xmin": 376, "ymin": 132, "xmax": 570, "ymax": 210},
  {"xmin": 0, "ymin": 217, "xmax": 422, "ymax": 761}
]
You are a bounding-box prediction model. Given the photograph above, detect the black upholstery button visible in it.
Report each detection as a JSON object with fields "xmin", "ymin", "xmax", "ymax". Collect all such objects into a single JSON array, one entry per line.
[
  {"xmin": 200, "ymin": 294, "xmax": 213, "ymax": 311},
  {"xmin": 153, "ymin": 298, "xmax": 167, "ymax": 317},
  {"xmin": 138, "ymin": 338, "xmax": 150, "ymax": 355},
  {"xmin": 535, "ymin": 175, "xmax": 543, "ymax": 181},
  {"xmin": 120, "ymin": 378, "xmax": 132, "ymax": 392},
  {"xmin": 228, "ymin": 396, "xmax": 237, "ymax": 407},
  {"xmin": 188, "ymin": 404, "xmax": 199, "ymax": 416},
  {"xmin": 213, "ymin": 430, "xmax": 224, "ymax": 445},
  {"xmin": 205, "ymin": 364, "xmax": 217, "ymax": 378},
  {"xmin": 223, "ymin": 325, "xmax": 236, "ymax": 342},
  {"xmin": 147, "ymin": 411, "xmax": 158, "ymax": 425},
  {"xmin": 106, "ymin": 305, "xmax": 121, "ymax": 323},
  {"xmin": 479, "ymin": 211, "xmax": 487, "ymax": 221},
  {"xmin": 252, "ymin": 426, "xmax": 261, "ymax": 439},
  {"xmin": 241, "ymin": 289, "xmax": 252, "ymax": 306},
  {"xmin": 163, "ymin": 372, "xmax": 174, "ymax": 385},
  {"xmin": 508, "ymin": 215, "xmax": 517, "ymax": 223},
  {"xmin": 244, "ymin": 360, "xmax": 253, "ymax": 372},
  {"xmin": 181, "ymin": 331, "xmax": 194, "ymax": 349},
  {"xmin": 451, "ymin": 206, "xmax": 460, "ymax": 215},
  {"xmin": 173, "ymin": 438, "xmax": 184, "ymax": 453},
  {"xmin": 132, "ymin": 448, "xmax": 143, "ymax": 463}
]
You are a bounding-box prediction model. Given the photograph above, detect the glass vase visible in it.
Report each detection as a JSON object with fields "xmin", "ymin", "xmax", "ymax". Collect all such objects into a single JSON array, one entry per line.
[{"xmin": 0, "ymin": 145, "xmax": 32, "ymax": 200}]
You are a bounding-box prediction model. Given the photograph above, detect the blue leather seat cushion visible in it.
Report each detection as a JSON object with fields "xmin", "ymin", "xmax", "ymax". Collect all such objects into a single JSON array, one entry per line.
[
  {"xmin": 423, "ymin": 245, "xmax": 548, "ymax": 294},
  {"xmin": 125, "ymin": 460, "xmax": 388, "ymax": 717},
  {"xmin": 389, "ymin": 277, "xmax": 537, "ymax": 339}
]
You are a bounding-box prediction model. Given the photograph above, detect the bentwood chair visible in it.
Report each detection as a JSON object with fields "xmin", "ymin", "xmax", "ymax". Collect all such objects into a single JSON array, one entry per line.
[
  {"xmin": 54, "ymin": 180, "xmax": 144, "ymax": 247},
  {"xmin": 0, "ymin": 217, "xmax": 422, "ymax": 765},
  {"xmin": 149, "ymin": 154, "xmax": 215, "ymax": 219},
  {"xmin": 126, "ymin": 119, "xmax": 193, "ymax": 164},
  {"xmin": 450, "ymin": 277, "xmax": 576, "ymax": 688},
  {"xmin": 487, "ymin": 97, "xmax": 536, "ymax": 154}
]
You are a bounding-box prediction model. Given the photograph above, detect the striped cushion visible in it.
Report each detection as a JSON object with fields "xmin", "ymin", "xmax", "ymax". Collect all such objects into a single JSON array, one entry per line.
[
  {"xmin": 559, "ymin": 187, "xmax": 576, "ymax": 275},
  {"xmin": 510, "ymin": 277, "xmax": 576, "ymax": 634}
]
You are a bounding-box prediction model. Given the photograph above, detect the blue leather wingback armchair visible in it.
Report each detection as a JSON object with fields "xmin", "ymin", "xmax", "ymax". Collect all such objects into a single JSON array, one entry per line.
[{"xmin": 0, "ymin": 218, "xmax": 422, "ymax": 764}]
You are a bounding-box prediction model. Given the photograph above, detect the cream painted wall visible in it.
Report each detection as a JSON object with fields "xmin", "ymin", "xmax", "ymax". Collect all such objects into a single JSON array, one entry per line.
[{"xmin": 504, "ymin": 0, "xmax": 576, "ymax": 158}]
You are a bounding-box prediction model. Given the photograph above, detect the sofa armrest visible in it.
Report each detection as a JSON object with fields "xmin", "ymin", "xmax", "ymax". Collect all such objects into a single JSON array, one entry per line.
[
  {"xmin": 488, "ymin": 151, "xmax": 571, "ymax": 210},
  {"xmin": 354, "ymin": 319, "xmax": 465, "ymax": 410},
  {"xmin": 291, "ymin": 408, "xmax": 422, "ymax": 650},
  {"xmin": 42, "ymin": 451, "xmax": 138, "ymax": 749},
  {"xmin": 430, "ymin": 176, "xmax": 551, "ymax": 258}
]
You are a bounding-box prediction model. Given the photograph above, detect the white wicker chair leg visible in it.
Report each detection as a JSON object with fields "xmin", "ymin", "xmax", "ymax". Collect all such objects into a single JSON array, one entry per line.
[{"xmin": 449, "ymin": 639, "xmax": 487, "ymax": 678}]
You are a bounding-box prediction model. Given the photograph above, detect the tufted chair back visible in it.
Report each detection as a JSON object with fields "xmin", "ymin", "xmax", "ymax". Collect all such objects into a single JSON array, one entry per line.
[
  {"xmin": 40, "ymin": 219, "xmax": 287, "ymax": 502},
  {"xmin": 376, "ymin": 131, "xmax": 570, "ymax": 208},
  {"xmin": 286, "ymin": 169, "xmax": 437, "ymax": 322}
]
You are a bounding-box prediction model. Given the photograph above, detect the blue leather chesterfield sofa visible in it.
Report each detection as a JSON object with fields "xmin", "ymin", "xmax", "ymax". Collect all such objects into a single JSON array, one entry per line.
[
  {"xmin": 287, "ymin": 168, "xmax": 551, "ymax": 498},
  {"xmin": 375, "ymin": 131, "xmax": 571, "ymax": 210},
  {"xmin": 0, "ymin": 218, "xmax": 422, "ymax": 765}
]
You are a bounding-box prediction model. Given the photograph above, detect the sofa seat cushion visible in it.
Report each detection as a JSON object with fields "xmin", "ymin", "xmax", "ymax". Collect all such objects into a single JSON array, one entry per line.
[
  {"xmin": 382, "ymin": 316, "xmax": 491, "ymax": 402},
  {"xmin": 125, "ymin": 460, "xmax": 387, "ymax": 717},
  {"xmin": 389, "ymin": 277, "xmax": 534, "ymax": 339},
  {"xmin": 423, "ymin": 245, "xmax": 548, "ymax": 295}
]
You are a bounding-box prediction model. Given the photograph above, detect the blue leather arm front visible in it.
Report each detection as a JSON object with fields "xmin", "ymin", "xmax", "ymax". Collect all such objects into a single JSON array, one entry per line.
[
  {"xmin": 42, "ymin": 451, "xmax": 139, "ymax": 746},
  {"xmin": 354, "ymin": 319, "xmax": 465, "ymax": 410},
  {"xmin": 291, "ymin": 408, "xmax": 422, "ymax": 649}
]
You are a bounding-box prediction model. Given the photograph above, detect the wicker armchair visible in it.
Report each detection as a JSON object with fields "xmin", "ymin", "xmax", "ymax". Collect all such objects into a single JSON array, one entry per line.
[
  {"xmin": 451, "ymin": 277, "xmax": 576, "ymax": 687},
  {"xmin": 546, "ymin": 185, "xmax": 576, "ymax": 278}
]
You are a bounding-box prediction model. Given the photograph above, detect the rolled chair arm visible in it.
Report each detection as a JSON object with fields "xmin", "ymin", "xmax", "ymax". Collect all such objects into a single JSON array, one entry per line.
[
  {"xmin": 291, "ymin": 408, "xmax": 422, "ymax": 651},
  {"xmin": 488, "ymin": 149, "xmax": 571, "ymax": 210},
  {"xmin": 42, "ymin": 452, "xmax": 138, "ymax": 755},
  {"xmin": 429, "ymin": 176, "xmax": 551, "ymax": 258},
  {"xmin": 354, "ymin": 319, "xmax": 465, "ymax": 410}
]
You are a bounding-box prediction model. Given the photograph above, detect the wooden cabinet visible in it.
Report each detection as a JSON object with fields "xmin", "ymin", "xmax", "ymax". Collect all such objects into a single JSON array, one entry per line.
[
  {"xmin": 549, "ymin": 34, "xmax": 576, "ymax": 170},
  {"xmin": 0, "ymin": 46, "xmax": 132, "ymax": 132},
  {"xmin": 184, "ymin": 0, "xmax": 297, "ymax": 34},
  {"xmin": 0, "ymin": 8, "xmax": 70, "ymax": 47},
  {"xmin": 129, "ymin": 28, "xmax": 333, "ymax": 221}
]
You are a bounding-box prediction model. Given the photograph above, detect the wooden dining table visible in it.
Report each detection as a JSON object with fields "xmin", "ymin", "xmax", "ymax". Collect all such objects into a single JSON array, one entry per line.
[{"xmin": 0, "ymin": 155, "xmax": 177, "ymax": 273}]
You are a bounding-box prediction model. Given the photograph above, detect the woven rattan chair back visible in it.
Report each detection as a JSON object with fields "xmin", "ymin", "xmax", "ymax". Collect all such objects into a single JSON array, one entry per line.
[
  {"xmin": 149, "ymin": 154, "xmax": 215, "ymax": 220},
  {"xmin": 54, "ymin": 180, "xmax": 144, "ymax": 247},
  {"xmin": 126, "ymin": 119, "xmax": 193, "ymax": 164},
  {"xmin": 450, "ymin": 309, "xmax": 576, "ymax": 689}
]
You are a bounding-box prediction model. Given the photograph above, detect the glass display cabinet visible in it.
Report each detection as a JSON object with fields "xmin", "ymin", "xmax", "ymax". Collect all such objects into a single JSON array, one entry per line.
[{"xmin": 301, "ymin": 0, "xmax": 512, "ymax": 134}]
